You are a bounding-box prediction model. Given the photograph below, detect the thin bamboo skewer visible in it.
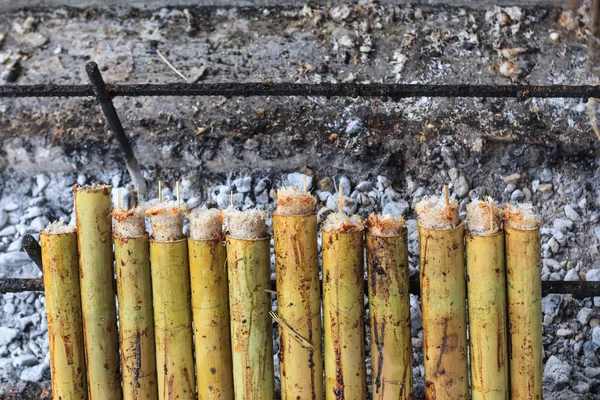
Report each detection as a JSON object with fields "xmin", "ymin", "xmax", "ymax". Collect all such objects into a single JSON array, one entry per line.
[
  {"xmin": 322, "ymin": 188, "xmax": 366, "ymax": 399},
  {"xmin": 74, "ymin": 185, "xmax": 122, "ymax": 400},
  {"xmin": 272, "ymin": 187, "xmax": 323, "ymax": 400},
  {"xmin": 415, "ymin": 188, "xmax": 469, "ymax": 399},
  {"xmin": 365, "ymin": 214, "xmax": 413, "ymax": 399},
  {"xmin": 146, "ymin": 193, "xmax": 195, "ymax": 400},
  {"xmin": 188, "ymin": 208, "xmax": 233, "ymax": 400},
  {"xmin": 225, "ymin": 209, "xmax": 274, "ymax": 400},
  {"xmin": 505, "ymin": 203, "xmax": 543, "ymax": 400},
  {"xmin": 41, "ymin": 222, "xmax": 87, "ymax": 400},
  {"xmin": 113, "ymin": 204, "xmax": 158, "ymax": 400},
  {"xmin": 465, "ymin": 200, "xmax": 508, "ymax": 400}
]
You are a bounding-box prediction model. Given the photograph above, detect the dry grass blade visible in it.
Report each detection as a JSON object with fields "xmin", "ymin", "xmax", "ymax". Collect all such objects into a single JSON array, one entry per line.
[{"xmin": 269, "ymin": 311, "xmax": 315, "ymax": 351}]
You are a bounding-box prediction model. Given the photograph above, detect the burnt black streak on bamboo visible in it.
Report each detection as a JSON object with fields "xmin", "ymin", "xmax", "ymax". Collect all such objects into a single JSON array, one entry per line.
[
  {"xmin": 1, "ymin": 277, "xmax": 599, "ymax": 297},
  {"xmin": 0, "ymin": 82, "xmax": 600, "ymax": 99}
]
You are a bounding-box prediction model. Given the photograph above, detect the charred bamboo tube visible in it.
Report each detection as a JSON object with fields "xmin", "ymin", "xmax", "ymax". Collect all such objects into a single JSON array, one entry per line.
[
  {"xmin": 505, "ymin": 203, "xmax": 543, "ymax": 400},
  {"xmin": 365, "ymin": 214, "xmax": 412, "ymax": 400},
  {"xmin": 225, "ymin": 209, "xmax": 274, "ymax": 400},
  {"xmin": 465, "ymin": 201, "xmax": 508, "ymax": 400},
  {"xmin": 113, "ymin": 206, "xmax": 158, "ymax": 400},
  {"xmin": 74, "ymin": 185, "xmax": 122, "ymax": 400},
  {"xmin": 188, "ymin": 208, "xmax": 233, "ymax": 400},
  {"xmin": 272, "ymin": 188, "xmax": 323, "ymax": 400},
  {"xmin": 322, "ymin": 212, "xmax": 366, "ymax": 399},
  {"xmin": 415, "ymin": 194, "xmax": 469, "ymax": 400},
  {"xmin": 146, "ymin": 202, "xmax": 195, "ymax": 400},
  {"xmin": 41, "ymin": 222, "xmax": 87, "ymax": 400}
]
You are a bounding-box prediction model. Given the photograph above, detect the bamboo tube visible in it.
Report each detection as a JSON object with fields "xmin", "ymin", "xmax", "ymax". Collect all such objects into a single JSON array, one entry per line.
[
  {"xmin": 225, "ymin": 209, "xmax": 274, "ymax": 400},
  {"xmin": 505, "ymin": 203, "xmax": 543, "ymax": 400},
  {"xmin": 113, "ymin": 206, "xmax": 158, "ymax": 400},
  {"xmin": 322, "ymin": 211, "xmax": 366, "ymax": 399},
  {"xmin": 365, "ymin": 214, "xmax": 412, "ymax": 400},
  {"xmin": 188, "ymin": 207, "xmax": 234, "ymax": 400},
  {"xmin": 146, "ymin": 201, "xmax": 195, "ymax": 400},
  {"xmin": 41, "ymin": 222, "xmax": 87, "ymax": 400},
  {"xmin": 465, "ymin": 200, "xmax": 508, "ymax": 400},
  {"xmin": 415, "ymin": 191, "xmax": 469, "ymax": 400},
  {"xmin": 74, "ymin": 185, "xmax": 122, "ymax": 400},
  {"xmin": 272, "ymin": 187, "xmax": 323, "ymax": 400}
]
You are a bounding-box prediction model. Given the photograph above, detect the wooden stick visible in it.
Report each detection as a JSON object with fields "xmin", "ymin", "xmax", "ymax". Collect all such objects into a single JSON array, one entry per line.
[
  {"xmin": 117, "ymin": 189, "xmax": 122, "ymax": 210},
  {"xmin": 338, "ymin": 185, "xmax": 343, "ymax": 214},
  {"xmin": 158, "ymin": 180, "xmax": 163, "ymax": 203},
  {"xmin": 176, "ymin": 180, "xmax": 180, "ymax": 207},
  {"xmin": 444, "ymin": 185, "xmax": 449, "ymax": 206}
]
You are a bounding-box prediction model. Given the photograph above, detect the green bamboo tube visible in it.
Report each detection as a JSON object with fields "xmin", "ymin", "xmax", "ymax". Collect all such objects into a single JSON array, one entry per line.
[
  {"xmin": 113, "ymin": 207, "xmax": 158, "ymax": 400},
  {"xmin": 74, "ymin": 185, "xmax": 122, "ymax": 400},
  {"xmin": 149, "ymin": 240, "xmax": 195, "ymax": 399},
  {"xmin": 505, "ymin": 204, "xmax": 542, "ymax": 400},
  {"xmin": 365, "ymin": 214, "xmax": 412, "ymax": 400},
  {"xmin": 322, "ymin": 213, "xmax": 366, "ymax": 399},
  {"xmin": 465, "ymin": 201, "xmax": 508, "ymax": 400},
  {"xmin": 188, "ymin": 207, "xmax": 233, "ymax": 400},
  {"xmin": 41, "ymin": 223, "xmax": 87, "ymax": 400},
  {"xmin": 225, "ymin": 209, "xmax": 274, "ymax": 400},
  {"xmin": 272, "ymin": 187, "xmax": 323, "ymax": 400},
  {"xmin": 416, "ymin": 194, "xmax": 468, "ymax": 400}
]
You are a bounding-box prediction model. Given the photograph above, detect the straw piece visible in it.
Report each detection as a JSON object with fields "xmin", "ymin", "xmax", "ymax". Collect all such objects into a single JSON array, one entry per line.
[
  {"xmin": 504, "ymin": 203, "xmax": 541, "ymax": 230},
  {"xmin": 225, "ymin": 208, "xmax": 267, "ymax": 239},
  {"xmin": 415, "ymin": 194, "xmax": 460, "ymax": 229},
  {"xmin": 189, "ymin": 207, "xmax": 223, "ymax": 240},
  {"xmin": 145, "ymin": 200, "xmax": 189, "ymax": 241},
  {"xmin": 365, "ymin": 214, "xmax": 405, "ymax": 237},
  {"xmin": 41, "ymin": 221, "xmax": 76, "ymax": 235},
  {"xmin": 112, "ymin": 206, "xmax": 147, "ymax": 238},
  {"xmin": 466, "ymin": 200, "xmax": 503, "ymax": 235},
  {"xmin": 275, "ymin": 187, "xmax": 316, "ymax": 216},
  {"xmin": 322, "ymin": 212, "xmax": 363, "ymax": 233}
]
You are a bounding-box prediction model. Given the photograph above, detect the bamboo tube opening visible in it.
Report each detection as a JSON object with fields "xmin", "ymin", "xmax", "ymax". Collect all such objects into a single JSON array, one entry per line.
[
  {"xmin": 415, "ymin": 193, "xmax": 460, "ymax": 230},
  {"xmin": 41, "ymin": 221, "xmax": 76, "ymax": 235},
  {"xmin": 504, "ymin": 203, "xmax": 541, "ymax": 230},
  {"xmin": 225, "ymin": 208, "xmax": 267, "ymax": 239},
  {"xmin": 145, "ymin": 201, "xmax": 188, "ymax": 241},
  {"xmin": 274, "ymin": 186, "xmax": 316, "ymax": 216},
  {"xmin": 188, "ymin": 207, "xmax": 223, "ymax": 240},
  {"xmin": 365, "ymin": 213, "xmax": 405, "ymax": 237},
  {"xmin": 322, "ymin": 212, "xmax": 363, "ymax": 233},
  {"xmin": 113, "ymin": 206, "xmax": 147, "ymax": 238},
  {"xmin": 465, "ymin": 199, "xmax": 503, "ymax": 236}
]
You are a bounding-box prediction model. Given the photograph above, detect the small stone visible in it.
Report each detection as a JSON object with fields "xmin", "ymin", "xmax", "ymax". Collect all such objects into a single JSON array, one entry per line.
[
  {"xmin": 585, "ymin": 366, "xmax": 600, "ymax": 379},
  {"xmin": 565, "ymin": 205, "xmax": 581, "ymax": 222},
  {"xmin": 12, "ymin": 354, "xmax": 38, "ymax": 368},
  {"xmin": 511, "ymin": 189, "xmax": 525, "ymax": 201},
  {"xmin": 254, "ymin": 178, "xmax": 270, "ymax": 194},
  {"xmin": 453, "ymin": 174, "xmax": 470, "ymax": 199},
  {"xmin": 0, "ymin": 252, "xmax": 32, "ymax": 268},
  {"xmin": 593, "ymin": 326, "xmax": 600, "ymax": 346},
  {"xmin": 21, "ymin": 206, "xmax": 43, "ymax": 221},
  {"xmin": 0, "ymin": 210, "xmax": 7, "ymax": 228},
  {"xmin": 549, "ymin": 31, "xmax": 560, "ymax": 41},
  {"xmin": 564, "ymin": 269, "xmax": 579, "ymax": 281},
  {"xmin": 556, "ymin": 328, "xmax": 573, "ymax": 337},
  {"xmin": 3, "ymin": 303, "xmax": 15, "ymax": 315},
  {"xmin": 29, "ymin": 216, "xmax": 47, "ymax": 232},
  {"xmin": 411, "ymin": 338, "xmax": 423, "ymax": 348},
  {"xmin": 572, "ymin": 182, "xmax": 583, "ymax": 199},
  {"xmin": 20, "ymin": 364, "xmax": 47, "ymax": 382},
  {"xmin": 32, "ymin": 174, "xmax": 50, "ymax": 197},
  {"xmin": 317, "ymin": 207, "xmax": 333, "ymax": 224},
  {"xmin": 233, "ymin": 176, "xmax": 252, "ymax": 193},
  {"xmin": 549, "ymin": 272, "xmax": 560, "ymax": 281},
  {"xmin": 587, "ymin": 269, "xmax": 600, "ymax": 281},
  {"xmin": 542, "ymin": 294, "xmax": 563, "ymax": 317},
  {"xmin": 595, "ymin": 297, "xmax": 600, "ymax": 308},
  {"xmin": 355, "ymin": 181, "xmax": 373, "ymax": 192},
  {"xmin": 542, "ymin": 355, "xmax": 571, "ymax": 391},
  {"xmin": 537, "ymin": 183, "xmax": 553, "ymax": 193},
  {"xmin": 583, "ymin": 341, "xmax": 600, "ymax": 360},
  {"xmin": 286, "ymin": 173, "xmax": 313, "ymax": 191},
  {"xmin": 573, "ymin": 381, "xmax": 590, "ymax": 394},
  {"xmin": 594, "ymin": 226, "xmax": 600, "ymax": 241},
  {"xmin": 382, "ymin": 201, "xmax": 409, "ymax": 217},
  {"xmin": 345, "ymin": 118, "xmax": 363, "ymax": 135},
  {"xmin": 186, "ymin": 197, "xmax": 201, "ymax": 209},
  {"xmin": 504, "ymin": 183, "xmax": 517, "ymax": 194},
  {"xmin": 317, "ymin": 177, "xmax": 334, "ymax": 193},
  {"xmin": 540, "ymin": 168, "xmax": 553, "ymax": 183},
  {"xmin": 592, "ymin": 318, "xmax": 600, "ymax": 328},
  {"xmin": 337, "ymin": 176, "xmax": 352, "ymax": 196},
  {"xmin": 0, "ymin": 225, "xmax": 16, "ymax": 236},
  {"xmin": 4, "ymin": 202, "xmax": 19, "ymax": 212},
  {"xmin": 543, "ymin": 259, "xmax": 561, "ymax": 272},
  {"xmin": 578, "ymin": 308, "xmax": 593, "ymax": 325},
  {"xmin": 554, "ymin": 219, "xmax": 574, "ymax": 232},
  {"xmin": 376, "ymin": 176, "xmax": 390, "ymax": 190},
  {"xmin": 216, "ymin": 192, "xmax": 230, "ymax": 209},
  {"xmin": 504, "ymin": 173, "xmax": 521, "ymax": 184},
  {"xmin": 0, "ymin": 327, "xmax": 18, "ymax": 346},
  {"xmin": 547, "ymin": 238, "xmax": 559, "ymax": 253}
]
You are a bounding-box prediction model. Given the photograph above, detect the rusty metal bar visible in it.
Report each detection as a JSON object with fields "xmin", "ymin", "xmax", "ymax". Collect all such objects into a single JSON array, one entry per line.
[
  {"xmin": 0, "ymin": 82, "xmax": 599, "ymax": 99},
  {"xmin": 1, "ymin": 277, "xmax": 598, "ymax": 299}
]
